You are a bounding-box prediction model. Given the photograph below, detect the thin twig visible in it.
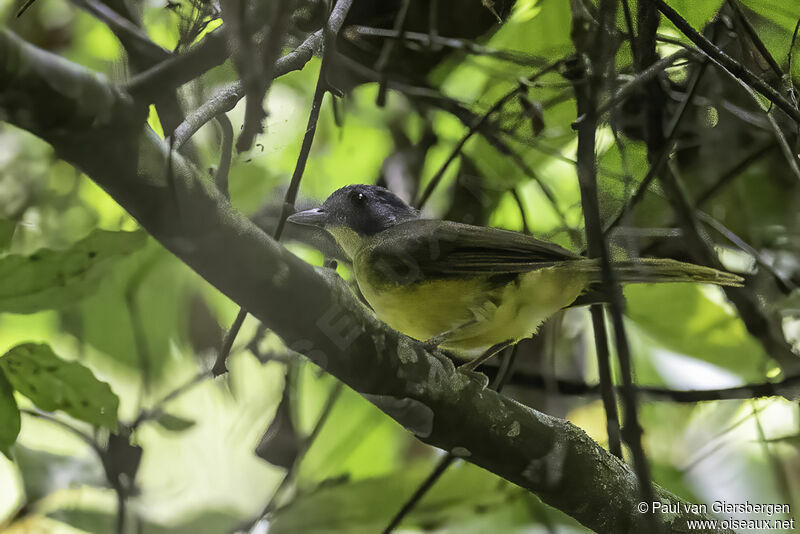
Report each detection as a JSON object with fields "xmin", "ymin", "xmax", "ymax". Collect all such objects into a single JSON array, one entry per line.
[
  {"xmin": 697, "ymin": 210, "xmax": 795, "ymax": 293},
  {"xmin": 415, "ymin": 61, "xmax": 563, "ymax": 209},
  {"xmin": 727, "ymin": 0, "xmax": 783, "ymax": 80},
  {"xmin": 20, "ymin": 409, "xmax": 127, "ymax": 532},
  {"xmin": 752, "ymin": 402, "xmax": 795, "ymax": 506},
  {"xmin": 510, "ymin": 187, "xmax": 531, "ymax": 234},
  {"xmin": 215, "ymin": 113, "xmax": 234, "ymax": 198},
  {"xmin": 680, "ymin": 404, "xmax": 766, "ymax": 473},
  {"xmin": 273, "ymin": 0, "xmax": 354, "ymax": 241},
  {"xmin": 374, "ymin": 0, "xmax": 411, "ymax": 106},
  {"xmin": 590, "ymin": 306, "xmax": 622, "ymax": 458},
  {"xmin": 737, "ymin": 80, "xmax": 800, "ymax": 183},
  {"xmin": 172, "ymin": 84, "xmax": 243, "ymax": 150},
  {"xmin": 620, "ymin": 0, "xmax": 638, "ymax": 67},
  {"xmin": 498, "ymin": 371, "xmax": 800, "ymax": 403},
  {"xmin": 20, "ymin": 409, "xmax": 100, "ymax": 454},
  {"xmin": 788, "ymin": 19, "xmax": 800, "ymax": 84},
  {"xmin": 132, "ymin": 369, "xmax": 210, "ymax": 428},
  {"xmin": 168, "ymin": 30, "xmax": 322, "ymax": 149},
  {"xmin": 348, "ymin": 25, "xmax": 549, "ymax": 67},
  {"xmin": 660, "ymin": 158, "xmax": 800, "ymax": 373},
  {"xmin": 694, "ymin": 143, "xmax": 775, "ymax": 206},
  {"xmin": 215, "ymin": 0, "xmax": 354, "ymax": 377},
  {"xmin": 125, "ymin": 254, "xmax": 159, "ymax": 408},
  {"xmin": 16, "ymin": 0, "xmax": 37, "ymax": 17},
  {"xmin": 428, "ymin": 0, "xmax": 439, "ymax": 50},
  {"xmin": 647, "ymin": 0, "xmax": 800, "ymax": 124},
  {"xmin": 603, "ymin": 55, "xmax": 711, "ymax": 237},
  {"xmin": 590, "ymin": 49, "xmax": 694, "ymax": 120},
  {"xmin": 212, "ymin": 307, "xmax": 248, "ymax": 376},
  {"xmin": 504, "ymin": 144, "xmax": 579, "ymax": 246},
  {"xmin": 383, "ymin": 454, "xmax": 455, "ymax": 534}
]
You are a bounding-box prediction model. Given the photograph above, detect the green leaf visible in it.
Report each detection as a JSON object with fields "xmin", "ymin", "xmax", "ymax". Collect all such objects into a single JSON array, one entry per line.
[
  {"xmin": 0, "ymin": 229, "xmax": 146, "ymax": 313},
  {"xmin": 0, "ymin": 343, "xmax": 119, "ymax": 431},
  {"xmin": 665, "ymin": 0, "xmax": 726, "ymax": 30},
  {"xmin": 271, "ymin": 463, "xmax": 518, "ymax": 534},
  {"xmin": 155, "ymin": 412, "xmax": 196, "ymax": 432},
  {"xmin": 0, "ymin": 369, "xmax": 20, "ymax": 458},
  {"xmin": 740, "ymin": 0, "xmax": 800, "ymax": 34},
  {"xmin": 625, "ymin": 284, "xmax": 767, "ymax": 379}
]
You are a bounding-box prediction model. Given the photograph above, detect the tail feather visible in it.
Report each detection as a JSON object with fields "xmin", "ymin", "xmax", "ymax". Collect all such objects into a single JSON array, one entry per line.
[{"xmin": 567, "ymin": 258, "xmax": 744, "ymax": 287}]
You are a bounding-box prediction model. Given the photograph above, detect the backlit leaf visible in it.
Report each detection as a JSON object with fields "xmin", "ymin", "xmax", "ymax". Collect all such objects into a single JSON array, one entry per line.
[
  {"xmin": 0, "ymin": 229, "xmax": 146, "ymax": 313},
  {"xmin": 0, "ymin": 343, "xmax": 119, "ymax": 431}
]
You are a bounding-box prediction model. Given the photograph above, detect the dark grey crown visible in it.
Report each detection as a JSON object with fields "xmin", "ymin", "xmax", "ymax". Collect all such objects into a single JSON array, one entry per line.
[{"xmin": 322, "ymin": 185, "xmax": 419, "ymax": 235}]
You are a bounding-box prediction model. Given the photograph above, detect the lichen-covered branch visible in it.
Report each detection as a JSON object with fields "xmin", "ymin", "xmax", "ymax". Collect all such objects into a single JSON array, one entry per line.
[{"xmin": 0, "ymin": 30, "xmax": 729, "ymax": 534}]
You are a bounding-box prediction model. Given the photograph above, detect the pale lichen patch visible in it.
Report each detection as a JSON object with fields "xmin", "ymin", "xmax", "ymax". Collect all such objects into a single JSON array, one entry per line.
[
  {"xmin": 506, "ymin": 420, "xmax": 521, "ymax": 437},
  {"xmin": 270, "ymin": 260, "xmax": 290, "ymax": 286},
  {"xmin": 397, "ymin": 336, "xmax": 419, "ymax": 364}
]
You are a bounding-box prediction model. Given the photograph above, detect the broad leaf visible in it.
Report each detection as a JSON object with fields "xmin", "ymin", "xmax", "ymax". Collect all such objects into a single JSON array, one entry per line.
[
  {"xmin": 0, "ymin": 369, "xmax": 20, "ymax": 458},
  {"xmin": 625, "ymin": 284, "xmax": 767, "ymax": 379},
  {"xmin": 665, "ymin": 0, "xmax": 726, "ymax": 29},
  {"xmin": 0, "ymin": 229, "xmax": 146, "ymax": 313},
  {"xmin": 271, "ymin": 463, "xmax": 518, "ymax": 534},
  {"xmin": 740, "ymin": 0, "xmax": 800, "ymax": 33},
  {"xmin": 0, "ymin": 343, "xmax": 119, "ymax": 430}
]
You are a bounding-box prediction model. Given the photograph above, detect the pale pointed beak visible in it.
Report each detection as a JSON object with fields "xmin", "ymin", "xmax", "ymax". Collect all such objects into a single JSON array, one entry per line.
[{"xmin": 287, "ymin": 207, "xmax": 328, "ymax": 227}]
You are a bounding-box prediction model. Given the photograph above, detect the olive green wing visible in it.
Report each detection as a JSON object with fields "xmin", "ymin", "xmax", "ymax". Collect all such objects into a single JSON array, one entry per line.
[{"xmin": 361, "ymin": 220, "xmax": 579, "ymax": 285}]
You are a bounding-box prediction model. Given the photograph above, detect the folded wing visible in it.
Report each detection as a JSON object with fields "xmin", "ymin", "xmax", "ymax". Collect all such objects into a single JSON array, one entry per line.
[{"xmin": 361, "ymin": 220, "xmax": 579, "ymax": 284}]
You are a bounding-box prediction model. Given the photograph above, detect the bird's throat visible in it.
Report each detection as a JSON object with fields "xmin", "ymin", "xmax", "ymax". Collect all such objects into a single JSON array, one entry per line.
[{"xmin": 326, "ymin": 225, "xmax": 367, "ymax": 260}]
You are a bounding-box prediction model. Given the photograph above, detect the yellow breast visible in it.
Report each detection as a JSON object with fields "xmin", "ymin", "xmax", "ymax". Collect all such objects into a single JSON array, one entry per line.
[{"xmin": 354, "ymin": 262, "xmax": 590, "ymax": 356}]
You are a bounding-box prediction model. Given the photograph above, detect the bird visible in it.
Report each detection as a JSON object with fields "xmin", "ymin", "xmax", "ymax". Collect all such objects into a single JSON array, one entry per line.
[{"xmin": 288, "ymin": 184, "xmax": 743, "ymax": 371}]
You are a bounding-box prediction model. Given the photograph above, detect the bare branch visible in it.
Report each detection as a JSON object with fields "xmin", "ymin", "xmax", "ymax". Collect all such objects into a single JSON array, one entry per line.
[
  {"xmin": 347, "ymin": 25, "xmax": 549, "ymax": 67},
  {"xmin": 126, "ymin": 28, "xmax": 229, "ymax": 102},
  {"xmin": 169, "ymin": 30, "xmax": 322, "ymax": 150}
]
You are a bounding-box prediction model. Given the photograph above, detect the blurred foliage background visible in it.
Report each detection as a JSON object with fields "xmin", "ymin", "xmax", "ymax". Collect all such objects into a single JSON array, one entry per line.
[{"xmin": 1, "ymin": 0, "xmax": 800, "ymax": 532}]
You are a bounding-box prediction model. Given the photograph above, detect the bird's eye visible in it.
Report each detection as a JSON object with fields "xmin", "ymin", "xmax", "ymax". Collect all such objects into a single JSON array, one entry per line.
[{"xmin": 351, "ymin": 191, "xmax": 366, "ymax": 204}]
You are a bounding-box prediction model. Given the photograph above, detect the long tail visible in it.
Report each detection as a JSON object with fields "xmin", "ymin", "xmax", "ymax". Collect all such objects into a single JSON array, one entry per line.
[{"xmin": 567, "ymin": 258, "xmax": 744, "ymax": 287}]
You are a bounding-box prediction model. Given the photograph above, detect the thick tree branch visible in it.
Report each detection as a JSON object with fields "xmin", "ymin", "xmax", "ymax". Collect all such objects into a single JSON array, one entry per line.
[
  {"xmin": 126, "ymin": 28, "xmax": 229, "ymax": 103},
  {"xmin": 0, "ymin": 30, "xmax": 728, "ymax": 534}
]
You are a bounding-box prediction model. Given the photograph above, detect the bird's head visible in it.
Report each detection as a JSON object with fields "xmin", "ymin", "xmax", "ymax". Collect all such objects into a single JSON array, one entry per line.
[{"xmin": 287, "ymin": 184, "xmax": 419, "ymax": 258}]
